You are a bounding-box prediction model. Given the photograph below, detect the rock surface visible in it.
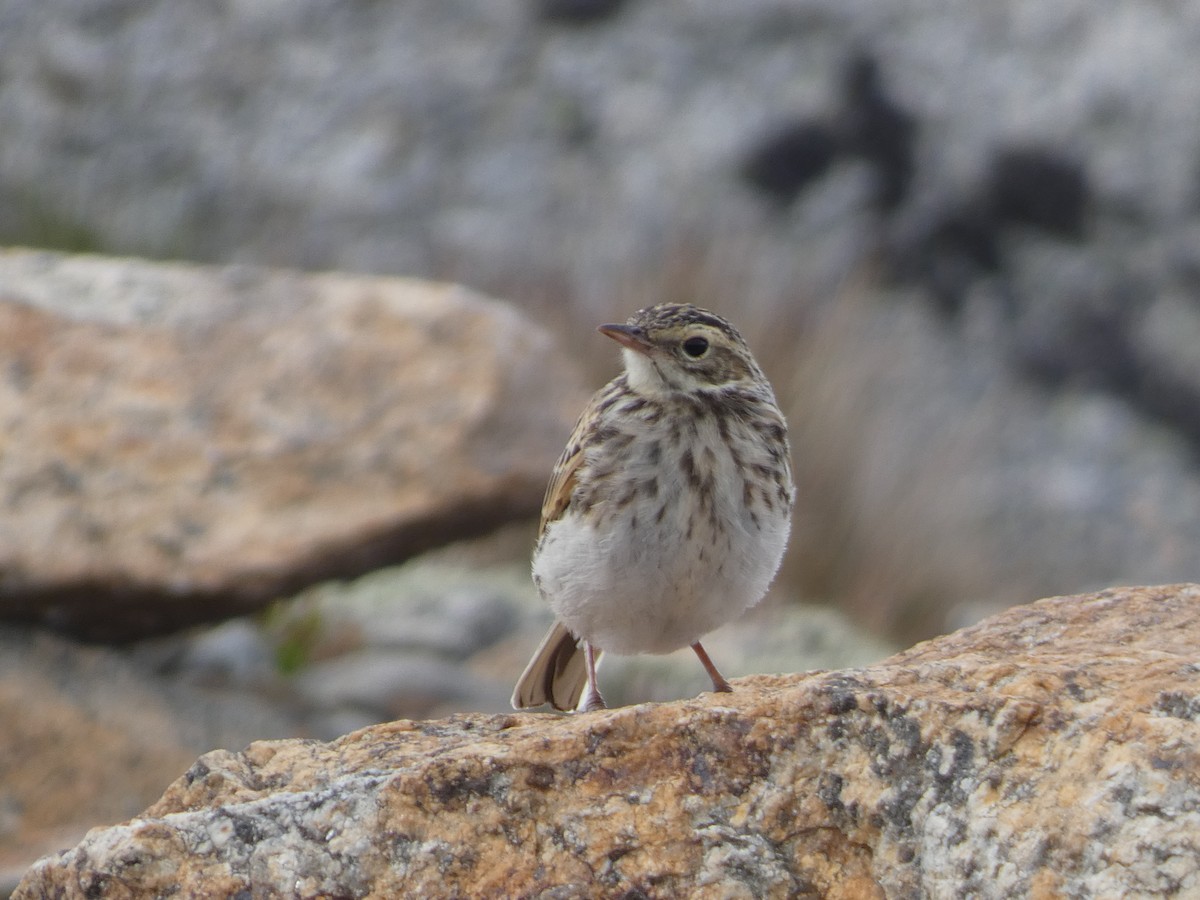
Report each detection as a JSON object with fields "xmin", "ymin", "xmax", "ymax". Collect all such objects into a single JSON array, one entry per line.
[
  {"xmin": 0, "ymin": 626, "xmax": 301, "ymax": 894},
  {"xmin": 18, "ymin": 584, "xmax": 1200, "ymax": 897},
  {"xmin": 0, "ymin": 249, "xmax": 584, "ymax": 640},
  {"xmin": 0, "ymin": 537, "xmax": 888, "ymax": 893}
]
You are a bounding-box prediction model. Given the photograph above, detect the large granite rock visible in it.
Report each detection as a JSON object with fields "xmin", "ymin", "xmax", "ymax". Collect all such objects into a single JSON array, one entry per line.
[
  {"xmin": 0, "ymin": 249, "xmax": 585, "ymax": 640},
  {"xmin": 0, "ymin": 539, "xmax": 889, "ymax": 891},
  {"xmin": 17, "ymin": 584, "xmax": 1200, "ymax": 896}
]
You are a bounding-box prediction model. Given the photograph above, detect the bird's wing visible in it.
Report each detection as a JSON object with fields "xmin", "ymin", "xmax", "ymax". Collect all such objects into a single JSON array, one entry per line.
[
  {"xmin": 537, "ymin": 390, "xmax": 602, "ymax": 538},
  {"xmin": 516, "ymin": 383, "xmax": 615, "ymax": 711},
  {"xmin": 538, "ymin": 443, "xmax": 582, "ymax": 538}
]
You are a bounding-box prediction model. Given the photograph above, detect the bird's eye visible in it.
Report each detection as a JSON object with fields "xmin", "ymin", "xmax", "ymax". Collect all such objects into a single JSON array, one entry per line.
[{"xmin": 682, "ymin": 336, "xmax": 709, "ymax": 358}]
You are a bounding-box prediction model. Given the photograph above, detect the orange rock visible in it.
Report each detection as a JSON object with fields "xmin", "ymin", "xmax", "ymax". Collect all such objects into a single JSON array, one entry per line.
[
  {"xmin": 0, "ymin": 249, "xmax": 584, "ymax": 640},
  {"xmin": 17, "ymin": 585, "xmax": 1200, "ymax": 896}
]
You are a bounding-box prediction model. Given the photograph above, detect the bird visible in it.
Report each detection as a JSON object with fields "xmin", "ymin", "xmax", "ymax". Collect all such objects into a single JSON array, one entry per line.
[{"xmin": 511, "ymin": 303, "xmax": 794, "ymax": 712}]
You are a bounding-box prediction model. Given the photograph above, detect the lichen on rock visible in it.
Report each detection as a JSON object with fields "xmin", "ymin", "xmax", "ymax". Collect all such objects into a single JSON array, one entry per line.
[{"xmin": 16, "ymin": 585, "xmax": 1200, "ymax": 897}]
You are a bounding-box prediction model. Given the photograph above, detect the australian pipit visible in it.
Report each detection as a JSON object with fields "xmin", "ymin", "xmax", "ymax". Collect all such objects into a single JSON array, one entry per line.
[{"xmin": 511, "ymin": 303, "xmax": 794, "ymax": 712}]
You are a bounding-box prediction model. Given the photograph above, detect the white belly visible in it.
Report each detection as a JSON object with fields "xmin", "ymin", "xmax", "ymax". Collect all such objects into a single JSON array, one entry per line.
[{"xmin": 532, "ymin": 428, "xmax": 791, "ymax": 655}]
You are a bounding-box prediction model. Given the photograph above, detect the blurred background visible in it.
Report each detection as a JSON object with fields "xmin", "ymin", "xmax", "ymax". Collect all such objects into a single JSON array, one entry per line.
[{"xmin": 4, "ymin": 0, "xmax": 1200, "ymax": 888}]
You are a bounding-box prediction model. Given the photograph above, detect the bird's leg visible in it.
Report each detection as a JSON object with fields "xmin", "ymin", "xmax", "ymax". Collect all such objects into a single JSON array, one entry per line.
[
  {"xmin": 580, "ymin": 641, "xmax": 608, "ymax": 711},
  {"xmin": 691, "ymin": 641, "xmax": 733, "ymax": 693}
]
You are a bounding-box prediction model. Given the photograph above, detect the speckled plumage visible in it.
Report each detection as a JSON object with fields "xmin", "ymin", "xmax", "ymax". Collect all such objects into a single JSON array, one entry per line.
[{"xmin": 512, "ymin": 304, "xmax": 794, "ymax": 712}]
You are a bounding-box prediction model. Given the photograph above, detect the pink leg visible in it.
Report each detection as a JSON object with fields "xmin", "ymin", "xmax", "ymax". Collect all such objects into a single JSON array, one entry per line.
[
  {"xmin": 691, "ymin": 642, "xmax": 733, "ymax": 693},
  {"xmin": 580, "ymin": 641, "xmax": 608, "ymax": 711}
]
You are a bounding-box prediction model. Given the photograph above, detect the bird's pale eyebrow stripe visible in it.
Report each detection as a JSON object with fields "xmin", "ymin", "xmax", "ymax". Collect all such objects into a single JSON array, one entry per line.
[{"xmin": 689, "ymin": 313, "xmax": 731, "ymax": 331}]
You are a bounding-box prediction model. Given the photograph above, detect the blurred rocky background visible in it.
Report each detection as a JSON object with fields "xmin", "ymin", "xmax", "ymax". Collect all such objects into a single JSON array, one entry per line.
[{"xmin": 3, "ymin": 0, "xmax": 1200, "ymax": 890}]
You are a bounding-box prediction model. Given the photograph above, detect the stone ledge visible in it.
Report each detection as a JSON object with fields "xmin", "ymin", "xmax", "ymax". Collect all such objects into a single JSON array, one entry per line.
[{"xmin": 16, "ymin": 584, "xmax": 1200, "ymax": 896}]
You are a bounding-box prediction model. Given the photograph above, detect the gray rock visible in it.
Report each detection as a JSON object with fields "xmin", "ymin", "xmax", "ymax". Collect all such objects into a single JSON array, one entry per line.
[
  {"xmin": 279, "ymin": 562, "xmax": 528, "ymax": 662},
  {"xmin": 156, "ymin": 619, "xmax": 277, "ymax": 688},
  {"xmin": 274, "ymin": 555, "xmax": 893, "ymax": 717},
  {"xmin": 597, "ymin": 598, "xmax": 896, "ymax": 708},
  {"xmin": 1, "ymin": 1, "xmax": 1195, "ymax": 316},
  {"xmin": 293, "ymin": 650, "xmax": 511, "ymax": 725}
]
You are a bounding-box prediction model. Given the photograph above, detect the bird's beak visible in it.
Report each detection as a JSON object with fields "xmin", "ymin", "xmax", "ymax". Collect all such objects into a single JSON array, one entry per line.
[{"xmin": 598, "ymin": 323, "xmax": 652, "ymax": 355}]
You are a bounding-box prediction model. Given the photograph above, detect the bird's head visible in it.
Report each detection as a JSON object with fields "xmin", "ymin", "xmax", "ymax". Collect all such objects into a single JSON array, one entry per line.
[{"xmin": 598, "ymin": 303, "xmax": 764, "ymax": 395}]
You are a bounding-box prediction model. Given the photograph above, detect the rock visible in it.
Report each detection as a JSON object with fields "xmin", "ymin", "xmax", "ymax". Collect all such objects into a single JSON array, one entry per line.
[
  {"xmin": 594, "ymin": 596, "xmax": 896, "ymax": 708},
  {"xmin": 6, "ymin": 0, "xmax": 1200, "ymax": 316},
  {"xmin": 276, "ymin": 561, "xmax": 529, "ymax": 663},
  {"xmin": 0, "ymin": 626, "xmax": 300, "ymax": 894},
  {"xmin": 0, "ymin": 530, "xmax": 888, "ymax": 888},
  {"xmin": 0, "ymin": 249, "xmax": 585, "ymax": 640},
  {"xmin": 17, "ymin": 584, "xmax": 1200, "ymax": 897},
  {"xmin": 149, "ymin": 619, "xmax": 278, "ymax": 689},
  {"xmin": 293, "ymin": 650, "xmax": 511, "ymax": 732},
  {"xmin": 263, "ymin": 551, "xmax": 893, "ymax": 724}
]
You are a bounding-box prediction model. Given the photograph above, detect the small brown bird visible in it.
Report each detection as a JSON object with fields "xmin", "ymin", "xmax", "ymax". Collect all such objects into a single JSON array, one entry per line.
[{"xmin": 511, "ymin": 304, "xmax": 794, "ymax": 712}]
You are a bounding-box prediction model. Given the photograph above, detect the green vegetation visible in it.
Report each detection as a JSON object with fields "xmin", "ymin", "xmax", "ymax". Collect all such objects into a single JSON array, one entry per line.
[
  {"xmin": 262, "ymin": 602, "xmax": 325, "ymax": 675},
  {"xmin": 0, "ymin": 190, "xmax": 107, "ymax": 255}
]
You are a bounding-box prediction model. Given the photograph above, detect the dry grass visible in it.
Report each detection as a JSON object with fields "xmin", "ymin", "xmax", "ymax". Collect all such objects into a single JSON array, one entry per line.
[
  {"xmin": 777, "ymin": 285, "xmax": 997, "ymax": 644},
  {"xmin": 459, "ymin": 236, "xmax": 1014, "ymax": 645}
]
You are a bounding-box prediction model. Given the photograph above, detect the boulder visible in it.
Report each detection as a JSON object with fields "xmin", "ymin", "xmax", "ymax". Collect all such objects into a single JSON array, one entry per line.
[
  {"xmin": 0, "ymin": 249, "xmax": 585, "ymax": 640},
  {"xmin": 0, "ymin": 626, "xmax": 300, "ymax": 895},
  {"xmin": 17, "ymin": 584, "xmax": 1200, "ymax": 896},
  {"xmin": 0, "ymin": 545, "xmax": 887, "ymax": 889}
]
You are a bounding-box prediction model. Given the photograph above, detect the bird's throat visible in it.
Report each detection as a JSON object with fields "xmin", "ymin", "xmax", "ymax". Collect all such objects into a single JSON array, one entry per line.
[{"xmin": 622, "ymin": 348, "xmax": 676, "ymax": 396}]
